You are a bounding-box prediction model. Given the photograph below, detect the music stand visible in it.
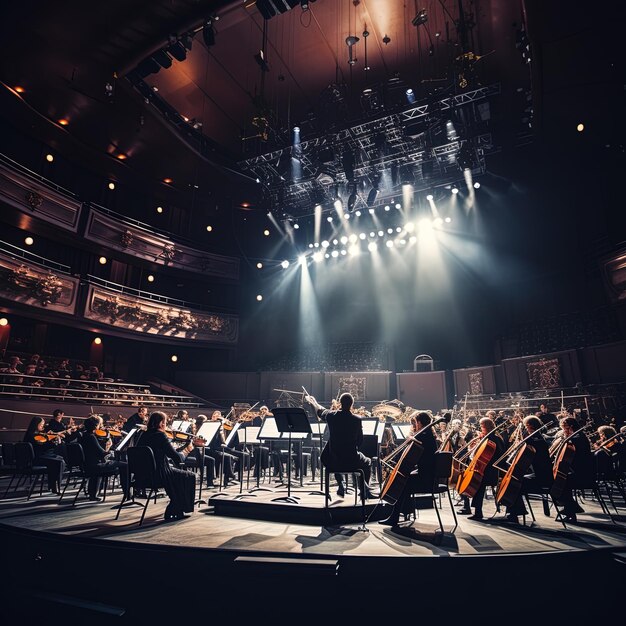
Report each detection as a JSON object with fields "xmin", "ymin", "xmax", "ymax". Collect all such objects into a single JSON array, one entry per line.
[
  {"xmin": 245, "ymin": 426, "xmax": 274, "ymax": 494},
  {"xmin": 310, "ymin": 421, "xmax": 327, "ymax": 496},
  {"xmin": 271, "ymin": 408, "xmax": 311, "ymax": 504},
  {"xmin": 196, "ymin": 421, "xmax": 223, "ymax": 500}
]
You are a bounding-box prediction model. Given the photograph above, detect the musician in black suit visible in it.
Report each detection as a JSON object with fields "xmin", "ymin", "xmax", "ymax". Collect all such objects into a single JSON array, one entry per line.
[
  {"xmin": 122, "ymin": 406, "xmax": 148, "ymax": 434},
  {"xmin": 305, "ymin": 392, "xmax": 376, "ymax": 498},
  {"xmin": 379, "ymin": 411, "xmax": 438, "ymax": 526},
  {"xmin": 80, "ymin": 415, "xmax": 129, "ymax": 501},
  {"xmin": 458, "ymin": 416, "xmax": 505, "ymax": 521},
  {"xmin": 138, "ymin": 411, "xmax": 196, "ymax": 520},
  {"xmin": 555, "ymin": 416, "xmax": 593, "ymax": 522},
  {"xmin": 504, "ymin": 416, "xmax": 553, "ymax": 522},
  {"xmin": 23, "ymin": 416, "xmax": 65, "ymax": 493}
]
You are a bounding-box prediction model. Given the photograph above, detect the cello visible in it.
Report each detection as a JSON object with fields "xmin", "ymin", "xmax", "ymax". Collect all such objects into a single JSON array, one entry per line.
[
  {"xmin": 457, "ymin": 436, "xmax": 497, "ymax": 497},
  {"xmin": 493, "ymin": 423, "xmax": 548, "ymax": 507},
  {"xmin": 549, "ymin": 426, "xmax": 585, "ymax": 500},
  {"xmin": 379, "ymin": 413, "xmax": 451, "ymax": 504}
]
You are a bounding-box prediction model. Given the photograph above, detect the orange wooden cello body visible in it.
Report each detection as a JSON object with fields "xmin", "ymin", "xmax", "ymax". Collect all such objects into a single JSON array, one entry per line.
[
  {"xmin": 379, "ymin": 440, "xmax": 424, "ymax": 504},
  {"xmin": 457, "ymin": 437, "xmax": 496, "ymax": 498},
  {"xmin": 495, "ymin": 442, "xmax": 536, "ymax": 507},
  {"xmin": 549, "ymin": 441, "xmax": 575, "ymax": 500}
]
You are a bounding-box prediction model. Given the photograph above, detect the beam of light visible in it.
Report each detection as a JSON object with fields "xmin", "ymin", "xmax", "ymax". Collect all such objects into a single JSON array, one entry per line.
[
  {"xmin": 314, "ymin": 204, "xmax": 322, "ymax": 242},
  {"xmin": 463, "ymin": 168, "xmax": 476, "ymax": 210},
  {"xmin": 298, "ymin": 256, "xmax": 324, "ymax": 348}
]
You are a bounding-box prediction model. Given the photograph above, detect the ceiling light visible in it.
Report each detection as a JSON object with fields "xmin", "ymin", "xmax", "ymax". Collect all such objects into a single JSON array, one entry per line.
[
  {"xmin": 171, "ymin": 355, "xmax": 178, "ymax": 362},
  {"xmin": 473, "ymin": 182, "xmax": 481, "ymax": 189},
  {"xmin": 99, "ymin": 256, "xmax": 107, "ymax": 265},
  {"xmin": 206, "ymin": 225, "xmax": 213, "ymax": 232},
  {"xmin": 58, "ymin": 118, "xmax": 69, "ymax": 126},
  {"xmin": 263, "ymin": 229, "xmax": 270, "ymax": 236},
  {"xmin": 0, "ymin": 318, "xmax": 8, "ymax": 326},
  {"xmin": 577, "ymin": 123, "xmax": 584, "ymax": 132},
  {"xmin": 116, "ymin": 153, "xmax": 127, "ymax": 160},
  {"xmin": 293, "ymin": 223, "xmax": 300, "ymax": 229},
  {"xmin": 45, "ymin": 154, "xmax": 54, "ymax": 163},
  {"xmin": 24, "ymin": 236, "xmax": 34, "ymax": 246},
  {"xmin": 163, "ymin": 178, "xmax": 173, "ymax": 184},
  {"xmin": 257, "ymin": 262, "xmax": 263, "ymax": 269},
  {"xmin": 156, "ymin": 206, "xmax": 163, "ymax": 213},
  {"xmin": 14, "ymin": 86, "xmax": 25, "ymax": 93},
  {"xmin": 94, "ymin": 337, "xmax": 102, "ymax": 345},
  {"xmin": 147, "ymin": 275, "xmax": 155, "ymax": 282},
  {"xmin": 256, "ymin": 294, "xmax": 263, "ymax": 302},
  {"xmin": 108, "ymin": 182, "xmax": 115, "ymax": 190}
]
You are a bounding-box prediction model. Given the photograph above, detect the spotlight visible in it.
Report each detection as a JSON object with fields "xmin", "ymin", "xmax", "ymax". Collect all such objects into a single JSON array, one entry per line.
[
  {"xmin": 359, "ymin": 233, "xmax": 366, "ymax": 240},
  {"xmin": 331, "ymin": 250, "xmax": 339, "ymax": 258},
  {"xmin": 263, "ymin": 229, "xmax": 270, "ymax": 236},
  {"xmin": 355, "ymin": 210, "xmax": 361, "ymax": 217},
  {"xmin": 293, "ymin": 126, "xmax": 300, "ymax": 133},
  {"xmin": 293, "ymin": 223, "xmax": 300, "ymax": 229},
  {"xmin": 147, "ymin": 274, "xmax": 155, "ymax": 282},
  {"xmin": 387, "ymin": 228, "xmax": 393, "ymax": 234},
  {"xmin": 340, "ymin": 249, "xmax": 347, "ymax": 256},
  {"xmin": 386, "ymin": 240, "xmax": 394, "ymax": 248},
  {"xmin": 256, "ymin": 294, "xmax": 263, "ymax": 301},
  {"xmin": 368, "ymin": 242, "xmax": 377, "ymax": 252},
  {"xmin": 334, "ymin": 199, "xmax": 343, "ymax": 211},
  {"xmin": 378, "ymin": 230, "xmax": 384, "ymax": 237},
  {"xmin": 206, "ymin": 225, "xmax": 213, "ymax": 232},
  {"xmin": 108, "ymin": 182, "xmax": 115, "ymax": 190},
  {"xmin": 349, "ymin": 245, "xmax": 359, "ymax": 256},
  {"xmin": 157, "ymin": 206, "xmax": 163, "ymax": 213},
  {"xmin": 171, "ymin": 355, "xmax": 178, "ymax": 363},
  {"xmin": 24, "ymin": 236, "xmax": 34, "ymax": 246},
  {"xmin": 58, "ymin": 119, "xmax": 69, "ymax": 126},
  {"xmin": 99, "ymin": 256, "xmax": 107, "ymax": 265},
  {"xmin": 46, "ymin": 154, "xmax": 54, "ymax": 163},
  {"xmin": 367, "ymin": 186, "xmax": 378, "ymax": 206},
  {"xmin": 426, "ymin": 194, "xmax": 433, "ymax": 201},
  {"xmin": 444, "ymin": 217, "xmax": 452, "ymax": 223},
  {"xmin": 298, "ymin": 255, "xmax": 306, "ymax": 265},
  {"xmin": 395, "ymin": 202, "xmax": 401, "ymax": 209},
  {"xmin": 473, "ymin": 182, "xmax": 481, "ymax": 189},
  {"xmin": 406, "ymin": 88, "xmax": 415, "ymax": 104},
  {"xmin": 203, "ymin": 18, "xmax": 216, "ymax": 47},
  {"xmin": 384, "ymin": 205, "xmax": 390, "ymax": 211},
  {"xmin": 327, "ymin": 216, "xmax": 333, "ymax": 222},
  {"xmin": 451, "ymin": 187, "xmax": 459, "ymax": 194},
  {"xmin": 321, "ymin": 240, "xmax": 329, "ymax": 248},
  {"xmin": 344, "ymin": 213, "xmax": 350, "ymax": 220},
  {"xmin": 369, "ymin": 208, "xmax": 375, "ymax": 215},
  {"xmin": 412, "ymin": 9, "xmax": 428, "ymax": 26},
  {"xmin": 332, "ymin": 239, "xmax": 338, "ymax": 245},
  {"xmin": 313, "ymin": 252, "xmax": 322, "ymax": 262},
  {"xmin": 281, "ymin": 260, "xmax": 290, "ymax": 269},
  {"xmin": 0, "ymin": 318, "xmax": 8, "ymax": 326},
  {"xmin": 433, "ymin": 217, "xmax": 444, "ymax": 227},
  {"xmin": 577, "ymin": 123, "xmax": 584, "ymax": 132},
  {"xmin": 256, "ymin": 262, "xmax": 263, "ymax": 269},
  {"xmin": 94, "ymin": 337, "xmax": 102, "ymax": 345},
  {"xmin": 348, "ymin": 234, "xmax": 357, "ymax": 243}
]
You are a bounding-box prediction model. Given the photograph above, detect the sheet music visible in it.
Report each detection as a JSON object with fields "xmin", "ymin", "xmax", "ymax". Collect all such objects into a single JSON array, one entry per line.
[
  {"xmin": 361, "ymin": 418, "xmax": 379, "ymax": 436},
  {"xmin": 311, "ymin": 422, "xmax": 327, "ymax": 437},
  {"xmin": 196, "ymin": 421, "xmax": 222, "ymax": 445},
  {"xmin": 224, "ymin": 422, "xmax": 241, "ymax": 447},
  {"xmin": 258, "ymin": 416, "xmax": 309, "ymax": 440},
  {"xmin": 242, "ymin": 426, "xmax": 261, "ymax": 444},
  {"xmin": 171, "ymin": 420, "xmax": 192, "ymax": 433},
  {"xmin": 115, "ymin": 428, "xmax": 136, "ymax": 452},
  {"xmin": 392, "ymin": 424, "xmax": 412, "ymax": 440}
]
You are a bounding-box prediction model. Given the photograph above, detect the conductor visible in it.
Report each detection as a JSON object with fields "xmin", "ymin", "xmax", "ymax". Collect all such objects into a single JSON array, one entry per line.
[{"xmin": 305, "ymin": 392, "xmax": 377, "ymax": 499}]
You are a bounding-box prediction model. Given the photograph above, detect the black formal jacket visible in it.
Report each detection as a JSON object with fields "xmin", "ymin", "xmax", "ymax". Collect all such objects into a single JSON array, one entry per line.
[
  {"xmin": 81, "ymin": 432, "xmax": 108, "ymax": 469},
  {"xmin": 569, "ymin": 430, "xmax": 594, "ymax": 486},
  {"xmin": 526, "ymin": 432, "xmax": 553, "ymax": 486},
  {"xmin": 137, "ymin": 429, "xmax": 185, "ymax": 478},
  {"xmin": 123, "ymin": 413, "xmax": 144, "ymax": 433},
  {"xmin": 316, "ymin": 408, "xmax": 364, "ymax": 467}
]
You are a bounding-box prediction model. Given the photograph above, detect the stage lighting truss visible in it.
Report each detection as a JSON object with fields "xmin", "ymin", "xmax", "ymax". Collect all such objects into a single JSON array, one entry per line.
[{"xmin": 239, "ymin": 84, "xmax": 499, "ymax": 218}]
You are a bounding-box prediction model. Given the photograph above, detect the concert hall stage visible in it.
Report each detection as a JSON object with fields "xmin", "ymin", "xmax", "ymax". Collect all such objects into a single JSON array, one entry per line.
[{"xmin": 1, "ymin": 475, "xmax": 625, "ymax": 623}]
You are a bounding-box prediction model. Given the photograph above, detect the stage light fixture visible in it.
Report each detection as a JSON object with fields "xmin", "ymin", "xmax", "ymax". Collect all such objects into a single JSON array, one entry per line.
[
  {"xmin": 99, "ymin": 256, "xmax": 107, "ymax": 264},
  {"xmin": 321, "ymin": 240, "xmax": 329, "ymax": 248},
  {"xmin": 577, "ymin": 123, "xmax": 584, "ymax": 132},
  {"xmin": 257, "ymin": 262, "xmax": 263, "ymax": 269},
  {"xmin": 263, "ymin": 229, "xmax": 270, "ymax": 236},
  {"xmin": 0, "ymin": 318, "xmax": 8, "ymax": 326},
  {"xmin": 367, "ymin": 187, "xmax": 379, "ymax": 205},
  {"xmin": 313, "ymin": 252, "xmax": 322, "ymax": 262},
  {"xmin": 406, "ymin": 88, "xmax": 415, "ymax": 104},
  {"xmin": 46, "ymin": 154, "xmax": 54, "ymax": 163},
  {"xmin": 473, "ymin": 182, "xmax": 481, "ymax": 189},
  {"xmin": 108, "ymin": 182, "xmax": 115, "ymax": 190},
  {"xmin": 171, "ymin": 355, "xmax": 178, "ymax": 363},
  {"xmin": 293, "ymin": 223, "xmax": 300, "ymax": 229},
  {"xmin": 369, "ymin": 208, "xmax": 375, "ymax": 215},
  {"xmin": 384, "ymin": 205, "xmax": 390, "ymax": 211},
  {"xmin": 256, "ymin": 294, "xmax": 263, "ymax": 302},
  {"xmin": 386, "ymin": 240, "xmax": 394, "ymax": 248},
  {"xmin": 327, "ymin": 216, "xmax": 333, "ymax": 222},
  {"xmin": 355, "ymin": 210, "xmax": 361, "ymax": 217},
  {"xmin": 426, "ymin": 194, "xmax": 433, "ymax": 201},
  {"xmin": 147, "ymin": 275, "xmax": 155, "ymax": 282},
  {"xmin": 24, "ymin": 236, "xmax": 34, "ymax": 246},
  {"xmin": 281, "ymin": 260, "xmax": 290, "ymax": 269},
  {"xmin": 298, "ymin": 255, "xmax": 306, "ymax": 265},
  {"xmin": 451, "ymin": 187, "xmax": 459, "ymax": 194},
  {"xmin": 203, "ymin": 18, "xmax": 216, "ymax": 47},
  {"xmin": 412, "ymin": 9, "xmax": 428, "ymax": 26},
  {"xmin": 368, "ymin": 242, "xmax": 377, "ymax": 252},
  {"xmin": 331, "ymin": 250, "xmax": 339, "ymax": 258},
  {"xmin": 156, "ymin": 206, "xmax": 164, "ymax": 214},
  {"xmin": 445, "ymin": 217, "xmax": 452, "ymax": 223},
  {"xmin": 94, "ymin": 337, "xmax": 102, "ymax": 345}
]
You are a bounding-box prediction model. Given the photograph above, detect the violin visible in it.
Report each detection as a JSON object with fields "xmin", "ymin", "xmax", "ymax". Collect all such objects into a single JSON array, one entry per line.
[{"xmin": 33, "ymin": 432, "xmax": 61, "ymax": 444}]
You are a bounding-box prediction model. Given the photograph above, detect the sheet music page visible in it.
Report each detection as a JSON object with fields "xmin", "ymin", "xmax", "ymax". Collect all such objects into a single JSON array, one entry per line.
[{"xmin": 196, "ymin": 421, "xmax": 221, "ymax": 445}]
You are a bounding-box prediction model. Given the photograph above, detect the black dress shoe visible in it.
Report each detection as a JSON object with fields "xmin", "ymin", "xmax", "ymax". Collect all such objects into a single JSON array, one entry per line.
[
  {"xmin": 457, "ymin": 507, "xmax": 471, "ymax": 515},
  {"xmin": 505, "ymin": 514, "xmax": 519, "ymax": 523},
  {"xmin": 467, "ymin": 513, "xmax": 484, "ymax": 521},
  {"xmin": 378, "ymin": 516, "xmax": 400, "ymax": 527},
  {"xmin": 562, "ymin": 513, "xmax": 578, "ymax": 523},
  {"xmin": 88, "ymin": 496, "xmax": 102, "ymax": 502}
]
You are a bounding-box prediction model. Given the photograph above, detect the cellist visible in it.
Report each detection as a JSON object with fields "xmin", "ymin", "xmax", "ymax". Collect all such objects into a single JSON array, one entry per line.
[
  {"xmin": 554, "ymin": 416, "xmax": 593, "ymax": 523},
  {"xmin": 378, "ymin": 412, "xmax": 437, "ymax": 527},
  {"xmin": 504, "ymin": 416, "xmax": 553, "ymax": 523},
  {"xmin": 457, "ymin": 416, "xmax": 505, "ymax": 521}
]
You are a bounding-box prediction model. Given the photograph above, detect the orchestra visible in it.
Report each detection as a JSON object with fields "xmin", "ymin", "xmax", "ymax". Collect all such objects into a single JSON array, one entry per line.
[{"xmin": 4, "ymin": 390, "xmax": 624, "ymax": 529}]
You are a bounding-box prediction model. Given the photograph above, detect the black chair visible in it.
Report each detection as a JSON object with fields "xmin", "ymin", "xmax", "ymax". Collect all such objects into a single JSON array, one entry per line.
[
  {"xmin": 360, "ymin": 434, "xmax": 382, "ymax": 485},
  {"xmin": 115, "ymin": 446, "xmax": 159, "ymax": 526},
  {"xmin": 60, "ymin": 443, "xmax": 118, "ymax": 505},
  {"xmin": 2, "ymin": 442, "xmax": 47, "ymax": 500},
  {"xmin": 408, "ymin": 451, "xmax": 458, "ymax": 534}
]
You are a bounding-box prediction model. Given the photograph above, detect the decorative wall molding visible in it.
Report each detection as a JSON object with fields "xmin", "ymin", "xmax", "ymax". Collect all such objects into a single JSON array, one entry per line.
[
  {"xmin": 85, "ymin": 208, "xmax": 239, "ymax": 280},
  {"xmin": 0, "ymin": 251, "xmax": 78, "ymax": 314},
  {"xmin": 83, "ymin": 284, "xmax": 238, "ymax": 344},
  {"xmin": 0, "ymin": 162, "xmax": 82, "ymax": 232}
]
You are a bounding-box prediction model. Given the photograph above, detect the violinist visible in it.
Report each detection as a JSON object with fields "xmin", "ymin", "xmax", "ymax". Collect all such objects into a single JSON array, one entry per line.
[
  {"xmin": 554, "ymin": 416, "xmax": 593, "ymax": 523},
  {"xmin": 504, "ymin": 416, "xmax": 553, "ymax": 523},
  {"xmin": 81, "ymin": 415, "xmax": 129, "ymax": 501},
  {"xmin": 183, "ymin": 415, "xmax": 216, "ymax": 488},
  {"xmin": 137, "ymin": 412, "xmax": 196, "ymax": 520},
  {"xmin": 122, "ymin": 406, "xmax": 148, "ymax": 434},
  {"xmin": 379, "ymin": 412, "xmax": 438, "ymax": 527},
  {"xmin": 593, "ymin": 425, "xmax": 622, "ymax": 483},
  {"xmin": 444, "ymin": 419, "xmax": 466, "ymax": 454},
  {"xmin": 205, "ymin": 410, "xmax": 237, "ymax": 487},
  {"xmin": 253, "ymin": 406, "xmax": 273, "ymax": 479},
  {"xmin": 23, "ymin": 416, "xmax": 65, "ymax": 493},
  {"xmin": 457, "ymin": 416, "xmax": 505, "ymax": 521}
]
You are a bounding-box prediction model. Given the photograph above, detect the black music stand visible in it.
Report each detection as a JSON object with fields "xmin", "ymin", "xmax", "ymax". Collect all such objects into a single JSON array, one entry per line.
[
  {"xmin": 195, "ymin": 421, "xmax": 223, "ymax": 499},
  {"xmin": 271, "ymin": 408, "xmax": 311, "ymax": 504},
  {"xmin": 309, "ymin": 421, "xmax": 327, "ymax": 496}
]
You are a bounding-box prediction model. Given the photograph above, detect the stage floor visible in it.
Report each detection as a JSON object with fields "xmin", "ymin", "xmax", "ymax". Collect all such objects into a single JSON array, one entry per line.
[{"xmin": 1, "ymin": 475, "xmax": 625, "ymax": 559}]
